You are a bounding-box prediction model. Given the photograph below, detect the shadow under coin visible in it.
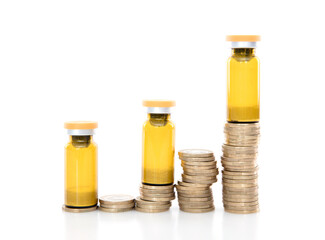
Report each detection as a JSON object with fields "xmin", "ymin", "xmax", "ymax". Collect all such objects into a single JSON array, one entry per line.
[
  {"xmin": 222, "ymin": 211, "xmax": 259, "ymax": 240},
  {"xmin": 63, "ymin": 210, "xmax": 99, "ymax": 240},
  {"xmin": 177, "ymin": 208, "xmax": 216, "ymax": 240}
]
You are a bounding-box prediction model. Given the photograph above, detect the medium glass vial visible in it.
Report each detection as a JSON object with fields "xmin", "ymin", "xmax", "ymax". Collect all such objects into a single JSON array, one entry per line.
[
  {"xmin": 64, "ymin": 121, "xmax": 98, "ymax": 208},
  {"xmin": 226, "ymin": 35, "xmax": 261, "ymax": 123},
  {"xmin": 142, "ymin": 100, "xmax": 175, "ymax": 185}
]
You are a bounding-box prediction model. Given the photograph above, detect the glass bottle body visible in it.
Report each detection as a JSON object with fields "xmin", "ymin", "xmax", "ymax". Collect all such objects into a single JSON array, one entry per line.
[
  {"xmin": 142, "ymin": 114, "xmax": 175, "ymax": 185},
  {"xmin": 227, "ymin": 48, "xmax": 260, "ymax": 122},
  {"xmin": 64, "ymin": 135, "xmax": 97, "ymax": 207}
]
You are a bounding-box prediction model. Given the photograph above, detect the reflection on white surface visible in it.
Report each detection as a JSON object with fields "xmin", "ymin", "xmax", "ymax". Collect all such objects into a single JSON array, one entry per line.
[
  {"xmin": 222, "ymin": 211, "xmax": 259, "ymax": 240},
  {"xmin": 177, "ymin": 208, "xmax": 216, "ymax": 240},
  {"xmin": 62, "ymin": 206, "xmax": 260, "ymax": 240},
  {"xmin": 64, "ymin": 210, "xmax": 99, "ymax": 240},
  {"xmin": 136, "ymin": 208, "xmax": 175, "ymax": 240}
]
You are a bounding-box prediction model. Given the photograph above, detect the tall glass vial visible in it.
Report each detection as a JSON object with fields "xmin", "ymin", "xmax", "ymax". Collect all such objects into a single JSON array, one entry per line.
[
  {"xmin": 226, "ymin": 35, "xmax": 261, "ymax": 122},
  {"xmin": 142, "ymin": 100, "xmax": 176, "ymax": 185},
  {"xmin": 64, "ymin": 121, "xmax": 98, "ymax": 209}
]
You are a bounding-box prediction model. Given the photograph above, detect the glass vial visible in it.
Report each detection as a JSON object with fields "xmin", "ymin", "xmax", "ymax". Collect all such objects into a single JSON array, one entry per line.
[
  {"xmin": 142, "ymin": 100, "xmax": 176, "ymax": 185},
  {"xmin": 64, "ymin": 121, "xmax": 98, "ymax": 208},
  {"xmin": 226, "ymin": 35, "xmax": 261, "ymax": 123}
]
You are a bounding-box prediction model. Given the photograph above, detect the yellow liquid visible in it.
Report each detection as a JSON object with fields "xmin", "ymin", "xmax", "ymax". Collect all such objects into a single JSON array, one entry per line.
[
  {"xmin": 65, "ymin": 136, "xmax": 97, "ymax": 207},
  {"xmin": 227, "ymin": 48, "xmax": 260, "ymax": 122},
  {"xmin": 142, "ymin": 114, "xmax": 175, "ymax": 185}
]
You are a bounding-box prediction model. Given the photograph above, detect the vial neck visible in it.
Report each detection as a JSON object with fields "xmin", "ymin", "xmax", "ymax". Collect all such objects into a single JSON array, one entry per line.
[
  {"xmin": 70, "ymin": 135, "xmax": 92, "ymax": 148},
  {"xmin": 232, "ymin": 48, "xmax": 255, "ymax": 60},
  {"xmin": 148, "ymin": 113, "xmax": 170, "ymax": 127}
]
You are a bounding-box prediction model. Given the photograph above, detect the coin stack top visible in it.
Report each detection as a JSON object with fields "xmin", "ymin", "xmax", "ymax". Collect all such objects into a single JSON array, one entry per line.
[
  {"xmin": 221, "ymin": 123, "xmax": 260, "ymax": 214},
  {"xmin": 99, "ymin": 194, "xmax": 135, "ymax": 213},
  {"xmin": 176, "ymin": 149, "xmax": 218, "ymax": 213},
  {"xmin": 135, "ymin": 183, "xmax": 175, "ymax": 213}
]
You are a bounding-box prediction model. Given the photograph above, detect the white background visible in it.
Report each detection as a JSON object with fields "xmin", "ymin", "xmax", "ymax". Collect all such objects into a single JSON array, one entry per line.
[{"xmin": 0, "ymin": 0, "xmax": 324, "ymax": 239}]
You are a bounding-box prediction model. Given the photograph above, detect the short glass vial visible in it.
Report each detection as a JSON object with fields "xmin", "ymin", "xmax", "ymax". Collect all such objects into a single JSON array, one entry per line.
[
  {"xmin": 226, "ymin": 35, "xmax": 261, "ymax": 123},
  {"xmin": 142, "ymin": 100, "xmax": 176, "ymax": 185},
  {"xmin": 64, "ymin": 121, "xmax": 98, "ymax": 208}
]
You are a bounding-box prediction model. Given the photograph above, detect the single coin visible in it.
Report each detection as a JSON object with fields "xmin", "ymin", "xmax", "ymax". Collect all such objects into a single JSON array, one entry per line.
[
  {"xmin": 180, "ymin": 206, "xmax": 215, "ymax": 213},
  {"xmin": 182, "ymin": 174, "xmax": 217, "ymax": 180},
  {"xmin": 180, "ymin": 156, "xmax": 215, "ymax": 162},
  {"xmin": 178, "ymin": 192, "xmax": 212, "ymax": 198},
  {"xmin": 179, "ymin": 149, "xmax": 214, "ymax": 158},
  {"xmin": 223, "ymin": 166, "xmax": 259, "ymax": 172},
  {"xmin": 223, "ymin": 200, "xmax": 258, "ymax": 207},
  {"xmin": 222, "ymin": 162, "xmax": 257, "ymax": 169},
  {"xmin": 135, "ymin": 196, "xmax": 170, "ymax": 205},
  {"xmin": 222, "ymin": 178, "xmax": 258, "ymax": 184},
  {"xmin": 221, "ymin": 156, "xmax": 257, "ymax": 162},
  {"xmin": 177, "ymin": 181, "xmax": 211, "ymax": 188},
  {"xmin": 222, "ymin": 186, "xmax": 258, "ymax": 193},
  {"xmin": 140, "ymin": 195, "xmax": 175, "ymax": 201},
  {"xmin": 182, "ymin": 164, "xmax": 217, "ymax": 171},
  {"xmin": 224, "ymin": 208, "xmax": 259, "ymax": 214},
  {"xmin": 178, "ymin": 196, "xmax": 213, "ymax": 202},
  {"xmin": 223, "ymin": 145, "xmax": 258, "ymax": 151},
  {"xmin": 136, "ymin": 202, "xmax": 171, "ymax": 209},
  {"xmin": 140, "ymin": 192, "xmax": 175, "ymax": 198},
  {"xmin": 141, "ymin": 184, "xmax": 175, "ymax": 190},
  {"xmin": 100, "ymin": 203, "xmax": 135, "ymax": 209},
  {"xmin": 222, "ymin": 169, "xmax": 258, "ymax": 175},
  {"xmin": 135, "ymin": 206, "xmax": 169, "ymax": 213},
  {"xmin": 183, "ymin": 179, "xmax": 217, "ymax": 185},
  {"xmin": 99, "ymin": 206, "xmax": 134, "ymax": 213},
  {"xmin": 178, "ymin": 181, "xmax": 211, "ymax": 187},
  {"xmin": 184, "ymin": 168, "xmax": 218, "ymax": 174},
  {"xmin": 99, "ymin": 194, "xmax": 134, "ymax": 205},
  {"xmin": 224, "ymin": 205, "xmax": 259, "ymax": 211},
  {"xmin": 178, "ymin": 199, "xmax": 214, "ymax": 206},
  {"xmin": 179, "ymin": 203, "xmax": 214, "ymax": 209},
  {"xmin": 176, "ymin": 187, "xmax": 212, "ymax": 193},
  {"xmin": 223, "ymin": 197, "xmax": 258, "ymax": 203},
  {"xmin": 222, "ymin": 182, "xmax": 257, "ymax": 188},
  {"xmin": 182, "ymin": 161, "xmax": 217, "ymax": 167},
  {"xmin": 222, "ymin": 174, "xmax": 258, "ymax": 180},
  {"xmin": 139, "ymin": 187, "xmax": 174, "ymax": 194},
  {"xmin": 223, "ymin": 153, "xmax": 258, "ymax": 159},
  {"xmin": 62, "ymin": 205, "xmax": 97, "ymax": 213},
  {"xmin": 223, "ymin": 190, "xmax": 258, "ymax": 196},
  {"xmin": 176, "ymin": 184, "xmax": 210, "ymax": 191},
  {"xmin": 184, "ymin": 171, "xmax": 218, "ymax": 177}
]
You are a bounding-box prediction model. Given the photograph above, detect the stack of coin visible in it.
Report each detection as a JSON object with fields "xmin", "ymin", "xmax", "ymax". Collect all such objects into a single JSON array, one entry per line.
[
  {"xmin": 221, "ymin": 123, "xmax": 260, "ymax": 214},
  {"xmin": 176, "ymin": 149, "xmax": 219, "ymax": 213},
  {"xmin": 99, "ymin": 194, "xmax": 135, "ymax": 212},
  {"xmin": 135, "ymin": 183, "xmax": 175, "ymax": 213}
]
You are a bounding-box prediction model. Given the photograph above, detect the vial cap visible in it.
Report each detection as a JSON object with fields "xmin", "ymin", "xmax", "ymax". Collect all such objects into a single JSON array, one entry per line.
[
  {"xmin": 142, "ymin": 100, "xmax": 176, "ymax": 108},
  {"xmin": 64, "ymin": 121, "xmax": 98, "ymax": 130},
  {"xmin": 226, "ymin": 35, "xmax": 261, "ymax": 42}
]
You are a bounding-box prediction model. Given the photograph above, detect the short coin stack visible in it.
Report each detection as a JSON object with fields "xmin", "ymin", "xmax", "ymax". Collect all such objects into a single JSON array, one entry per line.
[
  {"xmin": 221, "ymin": 123, "xmax": 260, "ymax": 214},
  {"xmin": 176, "ymin": 149, "xmax": 219, "ymax": 213},
  {"xmin": 99, "ymin": 194, "xmax": 135, "ymax": 212},
  {"xmin": 135, "ymin": 183, "xmax": 175, "ymax": 213}
]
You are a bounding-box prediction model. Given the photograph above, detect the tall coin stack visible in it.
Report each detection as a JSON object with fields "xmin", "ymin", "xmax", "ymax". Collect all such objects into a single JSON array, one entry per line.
[
  {"xmin": 135, "ymin": 183, "xmax": 175, "ymax": 213},
  {"xmin": 176, "ymin": 149, "xmax": 219, "ymax": 213},
  {"xmin": 221, "ymin": 123, "xmax": 260, "ymax": 214}
]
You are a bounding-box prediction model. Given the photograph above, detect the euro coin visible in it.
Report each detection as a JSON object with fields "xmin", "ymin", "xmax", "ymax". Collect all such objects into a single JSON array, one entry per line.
[
  {"xmin": 99, "ymin": 194, "xmax": 134, "ymax": 205},
  {"xmin": 135, "ymin": 196, "xmax": 170, "ymax": 205},
  {"xmin": 180, "ymin": 206, "xmax": 215, "ymax": 213},
  {"xmin": 179, "ymin": 149, "xmax": 214, "ymax": 158},
  {"xmin": 99, "ymin": 206, "xmax": 133, "ymax": 212},
  {"xmin": 135, "ymin": 206, "xmax": 169, "ymax": 213}
]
